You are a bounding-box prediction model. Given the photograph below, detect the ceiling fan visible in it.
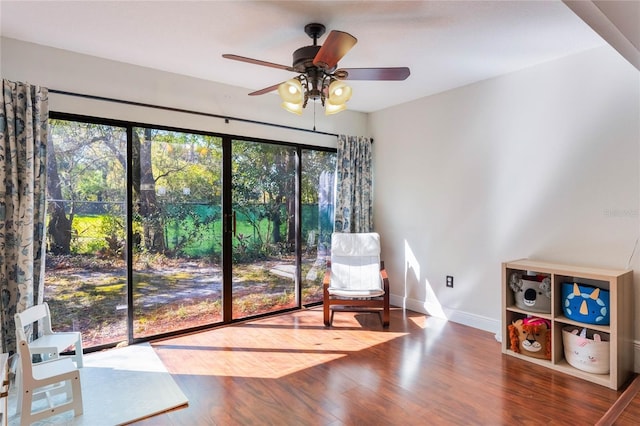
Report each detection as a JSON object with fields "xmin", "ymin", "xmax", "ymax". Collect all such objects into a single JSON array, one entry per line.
[{"xmin": 222, "ymin": 23, "xmax": 410, "ymax": 115}]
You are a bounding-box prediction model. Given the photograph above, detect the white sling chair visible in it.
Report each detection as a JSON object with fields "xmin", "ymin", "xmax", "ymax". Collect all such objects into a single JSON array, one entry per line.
[{"xmin": 323, "ymin": 232, "xmax": 390, "ymax": 327}]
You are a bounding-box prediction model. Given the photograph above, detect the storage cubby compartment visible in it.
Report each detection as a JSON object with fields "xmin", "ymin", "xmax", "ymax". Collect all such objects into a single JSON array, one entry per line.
[
  {"xmin": 506, "ymin": 269, "xmax": 551, "ymax": 313},
  {"xmin": 557, "ymin": 278, "xmax": 610, "ymax": 325},
  {"xmin": 502, "ymin": 259, "xmax": 633, "ymax": 390},
  {"xmin": 505, "ymin": 314, "xmax": 552, "ymax": 361},
  {"xmin": 562, "ymin": 326, "xmax": 610, "ymax": 374}
]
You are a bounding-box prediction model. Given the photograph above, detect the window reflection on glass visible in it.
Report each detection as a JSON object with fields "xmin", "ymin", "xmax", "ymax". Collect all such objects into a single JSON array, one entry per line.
[
  {"xmin": 301, "ymin": 149, "xmax": 336, "ymax": 305},
  {"xmin": 132, "ymin": 128, "xmax": 223, "ymax": 339}
]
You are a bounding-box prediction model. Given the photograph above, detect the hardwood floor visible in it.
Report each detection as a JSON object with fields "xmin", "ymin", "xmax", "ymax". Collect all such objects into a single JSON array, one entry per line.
[
  {"xmin": 136, "ymin": 307, "xmax": 637, "ymax": 425},
  {"xmin": 616, "ymin": 388, "xmax": 640, "ymax": 425}
]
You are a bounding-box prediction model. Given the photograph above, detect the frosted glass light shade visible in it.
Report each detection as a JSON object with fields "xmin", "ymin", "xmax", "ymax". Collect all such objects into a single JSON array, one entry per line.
[
  {"xmin": 281, "ymin": 101, "xmax": 303, "ymax": 115},
  {"xmin": 324, "ymin": 101, "xmax": 347, "ymax": 115},
  {"xmin": 278, "ymin": 79, "xmax": 304, "ymax": 104},
  {"xmin": 327, "ymin": 80, "xmax": 352, "ymax": 105}
]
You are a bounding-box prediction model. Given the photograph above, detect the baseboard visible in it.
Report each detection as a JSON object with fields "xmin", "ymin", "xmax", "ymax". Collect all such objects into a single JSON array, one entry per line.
[
  {"xmin": 391, "ymin": 294, "xmax": 501, "ymax": 337},
  {"xmin": 393, "ymin": 294, "xmax": 640, "ymax": 372}
]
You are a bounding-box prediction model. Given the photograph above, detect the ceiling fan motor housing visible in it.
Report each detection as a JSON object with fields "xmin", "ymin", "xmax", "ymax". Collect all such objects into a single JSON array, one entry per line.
[{"xmin": 292, "ymin": 45, "xmax": 322, "ymax": 73}]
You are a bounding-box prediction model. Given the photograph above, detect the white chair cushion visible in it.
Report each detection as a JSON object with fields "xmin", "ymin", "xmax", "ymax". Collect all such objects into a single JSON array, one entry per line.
[
  {"xmin": 327, "ymin": 288, "xmax": 386, "ymax": 298},
  {"xmin": 329, "ymin": 233, "xmax": 383, "ymax": 292},
  {"xmin": 331, "ymin": 232, "xmax": 380, "ymax": 257}
]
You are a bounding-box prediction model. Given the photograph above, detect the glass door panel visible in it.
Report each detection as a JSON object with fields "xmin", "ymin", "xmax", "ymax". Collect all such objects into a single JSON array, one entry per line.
[
  {"xmin": 132, "ymin": 128, "xmax": 223, "ymax": 338},
  {"xmin": 301, "ymin": 149, "xmax": 336, "ymax": 305},
  {"xmin": 46, "ymin": 116, "xmax": 336, "ymax": 346},
  {"xmin": 45, "ymin": 119, "xmax": 128, "ymax": 348},
  {"xmin": 231, "ymin": 140, "xmax": 297, "ymax": 320}
]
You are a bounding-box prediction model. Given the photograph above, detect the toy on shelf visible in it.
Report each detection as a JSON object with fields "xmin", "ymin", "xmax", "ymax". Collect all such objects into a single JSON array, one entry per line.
[
  {"xmin": 508, "ymin": 316, "xmax": 551, "ymax": 360},
  {"xmin": 562, "ymin": 282, "xmax": 610, "ymax": 325},
  {"xmin": 562, "ymin": 327, "xmax": 610, "ymax": 374},
  {"xmin": 509, "ymin": 272, "xmax": 551, "ymax": 313}
]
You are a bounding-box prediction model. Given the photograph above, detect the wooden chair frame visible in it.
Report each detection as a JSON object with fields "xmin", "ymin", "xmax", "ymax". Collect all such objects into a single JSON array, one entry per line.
[{"xmin": 323, "ymin": 260, "xmax": 390, "ymax": 327}]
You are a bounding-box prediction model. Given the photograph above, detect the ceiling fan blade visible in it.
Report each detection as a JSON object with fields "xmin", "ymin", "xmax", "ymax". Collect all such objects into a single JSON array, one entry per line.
[
  {"xmin": 313, "ymin": 30, "xmax": 357, "ymax": 70},
  {"xmin": 222, "ymin": 54, "xmax": 295, "ymax": 72},
  {"xmin": 336, "ymin": 67, "xmax": 411, "ymax": 81},
  {"xmin": 248, "ymin": 83, "xmax": 283, "ymax": 96}
]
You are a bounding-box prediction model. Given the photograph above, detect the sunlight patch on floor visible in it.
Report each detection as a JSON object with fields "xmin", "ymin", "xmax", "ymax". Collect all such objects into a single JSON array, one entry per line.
[{"xmin": 154, "ymin": 309, "xmax": 407, "ymax": 379}]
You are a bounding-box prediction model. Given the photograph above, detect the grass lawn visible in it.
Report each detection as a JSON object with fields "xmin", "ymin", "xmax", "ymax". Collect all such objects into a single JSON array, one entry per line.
[
  {"xmin": 46, "ymin": 211, "xmax": 324, "ymax": 347},
  {"xmin": 45, "ymin": 253, "xmax": 323, "ymax": 348}
]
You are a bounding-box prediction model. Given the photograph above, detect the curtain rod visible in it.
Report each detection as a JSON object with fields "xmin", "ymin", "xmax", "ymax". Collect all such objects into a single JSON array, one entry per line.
[{"xmin": 49, "ymin": 89, "xmax": 341, "ymax": 138}]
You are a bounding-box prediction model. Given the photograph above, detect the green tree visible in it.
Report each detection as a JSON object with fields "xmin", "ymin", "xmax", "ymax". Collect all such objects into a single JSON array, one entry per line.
[
  {"xmin": 46, "ymin": 131, "xmax": 72, "ymax": 254},
  {"xmin": 47, "ymin": 120, "xmax": 126, "ymax": 254},
  {"xmin": 139, "ymin": 129, "xmax": 222, "ymax": 256},
  {"xmin": 231, "ymin": 141, "xmax": 296, "ymax": 257},
  {"xmin": 132, "ymin": 129, "xmax": 165, "ymax": 253}
]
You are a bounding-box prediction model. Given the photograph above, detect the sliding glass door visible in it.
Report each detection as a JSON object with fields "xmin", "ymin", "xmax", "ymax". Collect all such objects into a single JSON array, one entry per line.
[
  {"xmin": 46, "ymin": 119, "xmax": 128, "ymax": 347},
  {"xmin": 300, "ymin": 149, "xmax": 336, "ymax": 305},
  {"xmin": 45, "ymin": 114, "xmax": 335, "ymax": 348},
  {"xmin": 132, "ymin": 128, "xmax": 223, "ymax": 338},
  {"xmin": 230, "ymin": 139, "xmax": 298, "ymax": 320}
]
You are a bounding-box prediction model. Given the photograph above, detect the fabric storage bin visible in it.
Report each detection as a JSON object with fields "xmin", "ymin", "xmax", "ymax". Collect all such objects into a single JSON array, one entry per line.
[
  {"xmin": 562, "ymin": 282, "xmax": 609, "ymax": 325},
  {"xmin": 562, "ymin": 327, "xmax": 610, "ymax": 374},
  {"xmin": 509, "ymin": 273, "xmax": 551, "ymax": 313},
  {"xmin": 508, "ymin": 317, "xmax": 551, "ymax": 360}
]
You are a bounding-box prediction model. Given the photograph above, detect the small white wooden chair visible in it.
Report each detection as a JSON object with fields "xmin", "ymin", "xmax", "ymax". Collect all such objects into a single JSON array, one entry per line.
[
  {"xmin": 14, "ymin": 302, "xmax": 83, "ymax": 368},
  {"xmin": 15, "ymin": 340, "xmax": 83, "ymax": 424}
]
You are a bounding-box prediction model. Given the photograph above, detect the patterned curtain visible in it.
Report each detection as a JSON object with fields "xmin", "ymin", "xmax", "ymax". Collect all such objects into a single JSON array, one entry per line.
[
  {"xmin": 0, "ymin": 79, "xmax": 49, "ymax": 354},
  {"xmin": 334, "ymin": 134, "xmax": 373, "ymax": 233}
]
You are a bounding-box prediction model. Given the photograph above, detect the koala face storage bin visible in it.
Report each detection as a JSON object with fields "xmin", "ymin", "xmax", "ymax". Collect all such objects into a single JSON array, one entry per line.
[
  {"xmin": 509, "ymin": 273, "xmax": 551, "ymax": 313},
  {"xmin": 562, "ymin": 327, "xmax": 610, "ymax": 374},
  {"xmin": 562, "ymin": 282, "xmax": 610, "ymax": 325}
]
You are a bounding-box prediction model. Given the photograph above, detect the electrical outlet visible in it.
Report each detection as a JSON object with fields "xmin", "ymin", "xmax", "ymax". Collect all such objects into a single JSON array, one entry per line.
[{"xmin": 446, "ymin": 275, "xmax": 454, "ymax": 288}]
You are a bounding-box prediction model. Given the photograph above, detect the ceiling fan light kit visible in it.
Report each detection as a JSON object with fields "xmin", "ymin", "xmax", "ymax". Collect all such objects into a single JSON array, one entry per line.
[
  {"xmin": 281, "ymin": 100, "xmax": 304, "ymax": 115},
  {"xmin": 278, "ymin": 73, "xmax": 351, "ymax": 116},
  {"xmin": 328, "ymin": 80, "xmax": 352, "ymax": 105},
  {"xmin": 278, "ymin": 78, "xmax": 304, "ymax": 103},
  {"xmin": 223, "ymin": 23, "xmax": 410, "ymax": 116},
  {"xmin": 324, "ymin": 100, "xmax": 347, "ymax": 115}
]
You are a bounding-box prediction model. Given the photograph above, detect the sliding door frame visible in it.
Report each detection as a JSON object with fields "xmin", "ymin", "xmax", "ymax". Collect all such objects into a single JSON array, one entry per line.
[{"xmin": 48, "ymin": 111, "xmax": 334, "ymax": 350}]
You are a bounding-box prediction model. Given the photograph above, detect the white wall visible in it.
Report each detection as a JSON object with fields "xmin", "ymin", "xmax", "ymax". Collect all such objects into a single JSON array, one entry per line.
[
  {"xmin": 4, "ymin": 37, "xmax": 640, "ymax": 359},
  {"xmin": 371, "ymin": 46, "xmax": 640, "ymax": 343},
  {"xmin": 1, "ymin": 37, "xmax": 368, "ymax": 146}
]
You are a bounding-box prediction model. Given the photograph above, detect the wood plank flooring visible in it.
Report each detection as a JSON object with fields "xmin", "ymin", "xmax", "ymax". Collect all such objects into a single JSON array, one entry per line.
[
  {"xmin": 616, "ymin": 393, "xmax": 640, "ymax": 425},
  {"xmin": 136, "ymin": 307, "xmax": 637, "ymax": 425}
]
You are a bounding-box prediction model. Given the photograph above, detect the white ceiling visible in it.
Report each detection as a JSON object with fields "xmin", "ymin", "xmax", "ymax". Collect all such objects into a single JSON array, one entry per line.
[{"xmin": 0, "ymin": 1, "xmax": 607, "ymax": 113}]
